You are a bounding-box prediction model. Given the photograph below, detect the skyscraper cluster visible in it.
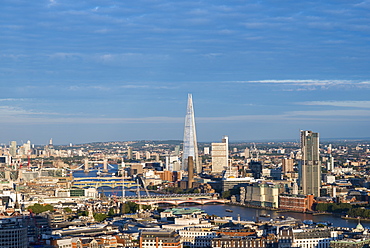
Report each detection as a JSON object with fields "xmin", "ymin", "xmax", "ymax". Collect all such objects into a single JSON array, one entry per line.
[{"xmin": 181, "ymin": 94, "xmax": 322, "ymax": 198}]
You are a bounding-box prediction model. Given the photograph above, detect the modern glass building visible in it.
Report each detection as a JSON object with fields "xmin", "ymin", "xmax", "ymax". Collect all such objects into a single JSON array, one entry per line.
[
  {"xmin": 0, "ymin": 219, "xmax": 28, "ymax": 248},
  {"xmin": 299, "ymin": 130, "xmax": 321, "ymax": 197},
  {"xmin": 182, "ymin": 94, "xmax": 200, "ymax": 174}
]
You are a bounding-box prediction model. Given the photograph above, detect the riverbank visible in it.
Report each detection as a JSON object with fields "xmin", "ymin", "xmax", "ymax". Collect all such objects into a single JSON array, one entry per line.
[
  {"xmin": 195, "ymin": 204, "xmax": 361, "ymax": 228},
  {"xmin": 227, "ymin": 202, "xmax": 277, "ymax": 211},
  {"xmin": 227, "ymin": 201, "xmax": 317, "ymax": 214},
  {"xmin": 341, "ymin": 216, "xmax": 370, "ymax": 222}
]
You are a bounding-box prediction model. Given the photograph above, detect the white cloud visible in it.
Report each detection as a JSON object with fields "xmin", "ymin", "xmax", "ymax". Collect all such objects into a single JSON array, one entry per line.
[
  {"xmin": 0, "ymin": 98, "xmax": 25, "ymax": 102},
  {"xmin": 229, "ymin": 80, "xmax": 370, "ymax": 91},
  {"xmin": 0, "ymin": 107, "xmax": 369, "ymax": 125},
  {"xmin": 49, "ymin": 53, "xmax": 81, "ymax": 59},
  {"xmin": 298, "ymin": 101, "xmax": 370, "ymax": 108},
  {"xmin": 67, "ymin": 85, "xmax": 111, "ymax": 91},
  {"xmin": 288, "ymin": 109, "xmax": 370, "ymax": 117},
  {"xmin": 48, "ymin": 0, "xmax": 57, "ymax": 7},
  {"xmin": 245, "ymin": 79, "xmax": 354, "ymax": 85}
]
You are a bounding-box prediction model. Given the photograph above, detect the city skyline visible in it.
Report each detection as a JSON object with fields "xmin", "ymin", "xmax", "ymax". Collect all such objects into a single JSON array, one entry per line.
[{"xmin": 1, "ymin": 1, "xmax": 370, "ymax": 144}]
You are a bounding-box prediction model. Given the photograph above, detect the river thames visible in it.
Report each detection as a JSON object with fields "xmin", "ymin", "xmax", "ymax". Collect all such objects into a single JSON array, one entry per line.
[
  {"xmin": 194, "ymin": 204, "xmax": 365, "ymax": 229},
  {"xmin": 73, "ymin": 165, "xmax": 366, "ymax": 229}
]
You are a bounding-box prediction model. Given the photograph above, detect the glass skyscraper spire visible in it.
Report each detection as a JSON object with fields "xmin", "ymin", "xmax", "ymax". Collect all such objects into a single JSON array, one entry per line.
[{"xmin": 182, "ymin": 94, "xmax": 200, "ymax": 173}]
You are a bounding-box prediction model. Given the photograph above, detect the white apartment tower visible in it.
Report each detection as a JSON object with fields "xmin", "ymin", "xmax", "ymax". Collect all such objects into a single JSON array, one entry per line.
[{"xmin": 211, "ymin": 136, "xmax": 229, "ymax": 173}]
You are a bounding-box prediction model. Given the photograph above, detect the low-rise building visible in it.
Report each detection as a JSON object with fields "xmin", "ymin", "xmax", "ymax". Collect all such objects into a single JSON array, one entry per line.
[
  {"xmin": 279, "ymin": 194, "xmax": 314, "ymax": 212},
  {"xmin": 243, "ymin": 182, "xmax": 280, "ymax": 208},
  {"xmin": 330, "ymin": 237, "xmax": 370, "ymax": 248},
  {"xmin": 212, "ymin": 236, "xmax": 271, "ymax": 248},
  {"xmin": 278, "ymin": 227, "xmax": 340, "ymax": 248},
  {"xmin": 140, "ymin": 230, "xmax": 182, "ymax": 248},
  {"xmin": 178, "ymin": 227, "xmax": 216, "ymax": 248}
]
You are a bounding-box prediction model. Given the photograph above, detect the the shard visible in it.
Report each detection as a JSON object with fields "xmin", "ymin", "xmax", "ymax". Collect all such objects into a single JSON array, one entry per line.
[{"xmin": 182, "ymin": 94, "xmax": 200, "ymax": 173}]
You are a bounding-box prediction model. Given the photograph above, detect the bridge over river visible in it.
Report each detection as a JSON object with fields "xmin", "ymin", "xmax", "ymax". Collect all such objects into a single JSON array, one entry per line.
[
  {"xmin": 131, "ymin": 198, "xmax": 229, "ymax": 206},
  {"xmin": 72, "ymin": 177, "xmax": 228, "ymax": 206},
  {"xmin": 72, "ymin": 177, "xmax": 139, "ymax": 188},
  {"xmin": 123, "ymin": 193, "xmax": 229, "ymax": 206}
]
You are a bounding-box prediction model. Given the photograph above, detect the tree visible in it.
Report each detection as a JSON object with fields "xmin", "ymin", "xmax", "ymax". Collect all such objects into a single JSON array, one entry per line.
[
  {"xmin": 94, "ymin": 213, "xmax": 107, "ymax": 222},
  {"xmin": 123, "ymin": 201, "xmax": 151, "ymax": 213},
  {"xmin": 123, "ymin": 201, "xmax": 138, "ymax": 213},
  {"xmin": 44, "ymin": 204, "xmax": 54, "ymax": 212},
  {"xmin": 222, "ymin": 191, "xmax": 231, "ymax": 199},
  {"xmin": 63, "ymin": 207, "xmax": 72, "ymax": 213},
  {"xmin": 108, "ymin": 208, "xmax": 115, "ymax": 216},
  {"xmin": 78, "ymin": 210, "xmax": 88, "ymax": 216},
  {"xmin": 315, "ymin": 203, "xmax": 329, "ymax": 212},
  {"xmin": 27, "ymin": 203, "xmax": 54, "ymax": 214}
]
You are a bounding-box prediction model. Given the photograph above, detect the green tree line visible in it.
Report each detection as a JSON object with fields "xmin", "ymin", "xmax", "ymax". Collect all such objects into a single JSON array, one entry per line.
[
  {"xmin": 315, "ymin": 203, "xmax": 352, "ymax": 213},
  {"xmin": 27, "ymin": 203, "xmax": 54, "ymax": 214},
  {"xmin": 348, "ymin": 208, "xmax": 370, "ymax": 219}
]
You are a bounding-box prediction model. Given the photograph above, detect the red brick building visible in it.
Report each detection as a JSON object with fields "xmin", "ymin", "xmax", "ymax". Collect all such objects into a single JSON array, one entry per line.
[{"xmin": 279, "ymin": 194, "xmax": 314, "ymax": 212}]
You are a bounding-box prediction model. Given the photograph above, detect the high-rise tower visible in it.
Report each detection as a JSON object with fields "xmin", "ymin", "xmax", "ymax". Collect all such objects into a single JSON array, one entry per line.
[
  {"xmin": 9, "ymin": 141, "xmax": 17, "ymax": 157},
  {"xmin": 182, "ymin": 94, "xmax": 200, "ymax": 173},
  {"xmin": 211, "ymin": 136, "xmax": 229, "ymax": 174},
  {"xmin": 299, "ymin": 130, "xmax": 321, "ymax": 197}
]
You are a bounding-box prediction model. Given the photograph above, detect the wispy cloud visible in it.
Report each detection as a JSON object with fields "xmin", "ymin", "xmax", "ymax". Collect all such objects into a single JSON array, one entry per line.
[
  {"xmin": 0, "ymin": 98, "xmax": 26, "ymax": 102},
  {"xmin": 288, "ymin": 109, "xmax": 370, "ymax": 117},
  {"xmin": 1, "ymin": 105, "xmax": 369, "ymax": 125},
  {"xmin": 245, "ymin": 79, "xmax": 355, "ymax": 85},
  {"xmin": 48, "ymin": 0, "xmax": 57, "ymax": 7},
  {"xmin": 298, "ymin": 101, "xmax": 370, "ymax": 108},
  {"xmin": 49, "ymin": 53, "xmax": 81, "ymax": 59},
  {"xmin": 67, "ymin": 85, "xmax": 111, "ymax": 91},
  {"xmin": 229, "ymin": 80, "xmax": 370, "ymax": 91}
]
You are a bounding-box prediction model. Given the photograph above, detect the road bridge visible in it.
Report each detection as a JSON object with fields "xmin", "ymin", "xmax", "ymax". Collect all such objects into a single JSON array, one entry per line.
[
  {"xmin": 72, "ymin": 177, "xmax": 139, "ymax": 188},
  {"xmin": 132, "ymin": 198, "xmax": 229, "ymax": 206},
  {"xmin": 123, "ymin": 193, "xmax": 227, "ymax": 206},
  {"xmin": 125, "ymin": 193, "xmax": 218, "ymax": 200}
]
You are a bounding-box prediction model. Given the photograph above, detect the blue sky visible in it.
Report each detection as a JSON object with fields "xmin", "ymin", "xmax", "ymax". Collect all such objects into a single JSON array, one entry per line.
[{"xmin": 1, "ymin": 0, "xmax": 370, "ymax": 144}]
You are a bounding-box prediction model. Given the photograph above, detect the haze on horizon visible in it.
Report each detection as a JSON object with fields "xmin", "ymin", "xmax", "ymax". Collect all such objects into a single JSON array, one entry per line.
[{"xmin": 1, "ymin": 1, "xmax": 370, "ymax": 145}]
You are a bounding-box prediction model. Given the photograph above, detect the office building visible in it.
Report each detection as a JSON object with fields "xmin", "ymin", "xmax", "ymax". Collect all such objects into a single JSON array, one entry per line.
[
  {"xmin": 244, "ymin": 147, "xmax": 250, "ymax": 158},
  {"xmin": 211, "ymin": 136, "xmax": 229, "ymax": 174},
  {"xmin": 249, "ymin": 161, "xmax": 262, "ymax": 179},
  {"xmin": 243, "ymin": 182, "xmax": 280, "ymax": 208},
  {"xmin": 279, "ymin": 227, "xmax": 339, "ymax": 248},
  {"xmin": 0, "ymin": 218, "xmax": 28, "ymax": 248},
  {"xmin": 279, "ymin": 194, "xmax": 314, "ymax": 212},
  {"xmin": 182, "ymin": 94, "xmax": 200, "ymax": 174},
  {"xmin": 282, "ymin": 158, "xmax": 294, "ymax": 173},
  {"xmin": 9, "ymin": 141, "xmax": 17, "ymax": 157},
  {"xmin": 140, "ymin": 230, "xmax": 181, "ymax": 248},
  {"xmin": 327, "ymin": 154, "xmax": 334, "ymax": 171},
  {"xmin": 204, "ymin": 147, "xmax": 210, "ymax": 155},
  {"xmin": 127, "ymin": 147, "xmax": 133, "ymax": 160},
  {"xmin": 299, "ymin": 130, "xmax": 321, "ymax": 197}
]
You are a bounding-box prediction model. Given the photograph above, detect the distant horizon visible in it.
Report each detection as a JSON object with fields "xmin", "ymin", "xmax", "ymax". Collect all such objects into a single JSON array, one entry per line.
[{"xmin": 2, "ymin": 136, "xmax": 370, "ymax": 147}]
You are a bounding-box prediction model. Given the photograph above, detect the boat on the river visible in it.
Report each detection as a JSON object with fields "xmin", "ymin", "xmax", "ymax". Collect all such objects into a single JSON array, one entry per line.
[
  {"xmin": 303, "ymin": 220, "xmax": 314, "ymax": 225},
  {"xmin": 260, "ymin": 214, "xmax": 271, "ymax": 218},
  {"xmin": 225, "ymin": 209, "xmax": 233, "ymax": 212}
]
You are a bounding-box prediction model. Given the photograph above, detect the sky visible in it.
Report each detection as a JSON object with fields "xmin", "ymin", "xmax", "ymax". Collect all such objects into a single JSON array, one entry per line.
[{"xmin": 1, "ymin": 0, "xmax": 370, "ymax": 145}]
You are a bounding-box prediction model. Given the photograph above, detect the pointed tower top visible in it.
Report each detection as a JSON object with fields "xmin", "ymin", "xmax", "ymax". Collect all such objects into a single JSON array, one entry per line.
[{"xmin": 182, "ymin": 94, "xmax": 199, "ymax": 173}]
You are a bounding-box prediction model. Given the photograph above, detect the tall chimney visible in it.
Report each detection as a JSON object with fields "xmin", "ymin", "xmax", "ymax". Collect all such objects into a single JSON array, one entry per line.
[{"xmin": 188, "ymin": 156, "xmax": 194, "ymax": 189}]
